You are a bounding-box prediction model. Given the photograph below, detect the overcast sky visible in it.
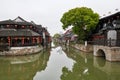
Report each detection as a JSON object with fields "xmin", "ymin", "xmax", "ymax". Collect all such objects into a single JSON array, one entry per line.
[{"xmin": 0, "ymin": 0, "xmax": 119, "ymax": 36}]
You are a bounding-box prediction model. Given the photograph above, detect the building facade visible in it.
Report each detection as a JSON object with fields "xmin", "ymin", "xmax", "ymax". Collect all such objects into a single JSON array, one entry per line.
[
  {"xmin": 0, "ymin": 16, "xmax": 51, "ymax": 51},
  {"xmin": 92, "ymin": 12, "xmax": 120, "ymax": 47}
]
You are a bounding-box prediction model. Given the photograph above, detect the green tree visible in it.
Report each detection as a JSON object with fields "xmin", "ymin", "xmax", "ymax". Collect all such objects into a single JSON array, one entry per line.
[
  {"xmin": 53, "ymin": 33, "xmax": 61, "ymax": 38},
  {"xmin": 60, "ymin": 7, "xmax": 99, "ymax": 40}
]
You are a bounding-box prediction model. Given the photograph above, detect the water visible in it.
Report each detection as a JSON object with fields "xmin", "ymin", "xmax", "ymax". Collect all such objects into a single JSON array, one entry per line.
[
  {"xmin": 0, "ymin": 45, "xmax": 120, "ymax": 80},
  {"xmin": 33, "ymin": 46, "xmax": 75, "ymax": 80}
]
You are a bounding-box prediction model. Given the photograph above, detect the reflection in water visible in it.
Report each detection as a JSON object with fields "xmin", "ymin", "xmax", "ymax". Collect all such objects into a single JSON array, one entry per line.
[
  {"xmin": 0, "ymin": 53, "xmax": 41, "ymax": 64},
  {"xmin": 51, "ymin": 42, "xmax": 55, "ymax": 47},
  {"xmin": 61, "ymin": 46, "xmax": 120, "ymax": 80},
  {"xmin": 0, "ymin": 50, "xmax": 50, "ymax": 80},
  {"xmin": 0, "ymin": 45, "xmax": 120, "ymax": 80},
  {"xmin": 94, "ymin": 57, "xmax": 120, "ymax": 80},
  {"xmin": 33, "ymin": 46, "xmax": 75, "ymax": 80}
]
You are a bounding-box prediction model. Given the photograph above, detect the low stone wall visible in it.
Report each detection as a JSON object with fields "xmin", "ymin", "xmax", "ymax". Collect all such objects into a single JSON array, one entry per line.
[
  {"xmin": 72, "ymin": 44, "xmax": 93, "ymax": 53},
  {"xmin": 0, "ymin": 46, "xmax": 43, "ymax": 56}
]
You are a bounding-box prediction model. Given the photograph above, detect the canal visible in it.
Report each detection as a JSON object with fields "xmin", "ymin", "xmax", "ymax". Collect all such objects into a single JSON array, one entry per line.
[{"xmin": 0, "ymin": 45, "xmax": 120, "ymax": 80}]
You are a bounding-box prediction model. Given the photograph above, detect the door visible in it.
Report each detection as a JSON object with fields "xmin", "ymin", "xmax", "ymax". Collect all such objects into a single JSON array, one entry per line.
[{"xmin": 107, "ymin": 30, "xmax": 117, "ymax": 46}]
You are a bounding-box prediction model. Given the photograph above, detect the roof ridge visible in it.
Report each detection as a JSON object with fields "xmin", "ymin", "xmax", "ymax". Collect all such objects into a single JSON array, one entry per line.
[{"xmin": 14, "ymin": 16, "xmax": 27, "ymax": 22}]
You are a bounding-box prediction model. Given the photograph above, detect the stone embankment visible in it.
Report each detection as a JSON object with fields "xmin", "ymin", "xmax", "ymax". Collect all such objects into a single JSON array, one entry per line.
[
  {"xmin": 72, "ymin": 44, "xmax": 93, "ymax": 53},
  {"xmin": 0, "ymin": 46, "xmax": 43, "ymax": 56}
]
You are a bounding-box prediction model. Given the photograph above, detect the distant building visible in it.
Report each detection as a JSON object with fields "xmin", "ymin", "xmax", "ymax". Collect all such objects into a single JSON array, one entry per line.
[
  {"xmin": 61, "ymin": 29, "xmax": 78, "ymax": 43},
  {"xmin": 0, "ymin": 16, "xmax": 51, "ymax": 50}
]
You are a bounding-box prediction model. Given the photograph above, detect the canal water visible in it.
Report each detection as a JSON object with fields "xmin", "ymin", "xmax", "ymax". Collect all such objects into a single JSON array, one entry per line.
[{"xmin": 0, "ymin": 45, "xmax": 120, "ymax": 80}]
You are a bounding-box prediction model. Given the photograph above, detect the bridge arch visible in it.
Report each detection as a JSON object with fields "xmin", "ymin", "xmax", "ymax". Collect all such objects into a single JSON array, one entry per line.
[{"xmin": 96, "ymin": 49, "xmax": 106, "ymax": 59}]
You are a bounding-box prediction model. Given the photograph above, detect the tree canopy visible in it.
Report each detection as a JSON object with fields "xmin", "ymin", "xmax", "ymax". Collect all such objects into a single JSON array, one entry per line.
[
  {"xmin": 60, "ymin": 7, "xmax": 99, "ymax": 40},
  {"xmin": 53, "ymin": 33, "xmax": 61, "ymax": 38}
]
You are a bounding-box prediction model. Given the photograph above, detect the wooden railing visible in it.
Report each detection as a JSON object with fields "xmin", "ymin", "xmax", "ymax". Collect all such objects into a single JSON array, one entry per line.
[
  {"xmin": 0, "ymin": 43, "xmax": 10, "ymax": 51},
  {"xmin": 11, "ymin": 43, "xmax": 40, "ymax": 47},
  {"xmin": 93, "ymin": 39, "xmax": 120, "ymax": 47}
]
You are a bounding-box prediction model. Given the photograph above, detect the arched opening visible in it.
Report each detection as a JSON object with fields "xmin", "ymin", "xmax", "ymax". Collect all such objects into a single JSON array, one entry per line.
[
  {"xmin": 97, "ymin": 49, "xmax": 106, "ymax": 58},
  {"xmin": 96, "ymin": 49, "xmax": 106, "ymax": 67}
]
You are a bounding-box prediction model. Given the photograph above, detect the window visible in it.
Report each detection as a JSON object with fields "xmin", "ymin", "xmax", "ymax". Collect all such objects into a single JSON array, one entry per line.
[{"xmin": 112, "ymin": 20, "xmax": 117, "ymax": 27}]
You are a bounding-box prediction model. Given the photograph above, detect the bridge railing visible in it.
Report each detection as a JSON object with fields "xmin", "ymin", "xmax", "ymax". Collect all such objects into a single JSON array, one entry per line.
[{"xmin": 93, "ymin": 39, "xmax": 120, "ymax": 47}]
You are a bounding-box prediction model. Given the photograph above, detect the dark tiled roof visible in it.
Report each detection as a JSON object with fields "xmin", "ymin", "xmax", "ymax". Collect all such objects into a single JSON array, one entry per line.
[
  {"xmin": 14, "ymin": 16, "xmax": 27, "ymax": 22},
  {"xmin": 31, "ymin": 21, "xmax": 36, "ymax": 26},
  {"xmin": 0, "ymin": 19, "xmax": 33, "ymax": 26},
  {"xmin": 0, "ymin": 17, "xmax": 51, "ymax": 37},
  {"xmin": 0, "ymin": 29, "xmax": 40, "ymax": 37},
  {"xmin": 100, "ymin": 12, "xmax": 120, "ymax": 22},
  {"xmin": 0, "ymin": 19, "xmax": 16, "ymax": 25},
  {"xmin": 14, "ymin": 16, "xmax": 33, "ymax": 26},
  {"xmin": 15, "ymin": 22, "xmax": 33, "ymax": 26},
  {"xmin": 93, "ymin": 12, "xmax": 120, "ymax": 33},
  {"xmin": 36, "ymin": 25, "xmax": 42, "ymax": 29},
  {"xmin": 0, "ymin": 16, "xmax": 33, "ymax": 26}
]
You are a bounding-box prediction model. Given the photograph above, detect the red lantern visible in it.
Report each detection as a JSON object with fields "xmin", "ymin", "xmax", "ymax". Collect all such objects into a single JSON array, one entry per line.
[
  {"xmin": 7, "ymin": 37, "xmax": 10, "ymax": 39},
  {"xmin": 7, "ymin": 25, "xmax": 9, "ymax": 27},
  {"xmin": 14, "ymin": 37, "xmax": 18, "ymax": 40},
  {"xmin": 15, "ymin": 25, "xmax": 17, "ymax": 28},
  {"xmin": 27, "ymin": 37, "xmax": 30, "ymax": 40},
  {"xmin": 22, "ymin": 26, "xmax": 24, "ymax": 28},
  {"xmin": 30, "ymin": 26, "xmax": 32, "ymax": 28},
  {"xmin": 117, "ymin": 16, "xmax": 119, "ymax": 19}
]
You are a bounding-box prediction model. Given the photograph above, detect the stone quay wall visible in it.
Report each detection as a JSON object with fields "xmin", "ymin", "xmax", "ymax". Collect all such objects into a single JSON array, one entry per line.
[
  {"xmin": 72, "ymin": 44, "xmax": 93, "ymax": 53},
  {"xmin": 0, "ymin": 46, "xmax": 43, "ymax": 56}
]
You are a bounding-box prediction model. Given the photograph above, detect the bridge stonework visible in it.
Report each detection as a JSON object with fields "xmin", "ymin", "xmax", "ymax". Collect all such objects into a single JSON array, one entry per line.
[{"xmin": 93, "ymin": 45, "xmax": 120, "ymax": 61}]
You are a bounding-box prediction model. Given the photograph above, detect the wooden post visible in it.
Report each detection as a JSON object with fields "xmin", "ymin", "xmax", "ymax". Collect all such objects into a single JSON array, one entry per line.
[
  {"xmin": 110, "ymin": 38, "xmax": 111, "ymax": 47},
  {"xmin": 7, "ymin": 37, "xmax": 11, "ymax": 46},
  {"xmin": 39, "ymin": 37, "xmax": 41, "ymax": 43},
  {"xmin": 37, "ymin": 37, "xmax": 39, "ymax": 43},
  {"xmin": 85, "ymin": 41, "xmax": 87, "ymax": 47},
  {"xmin": 32, "ymin": 37, "xmax": 35, "ymax": 44},
  {"xmin": 22, "ymin": 37, "xmax": 24, "ymax": 45}
]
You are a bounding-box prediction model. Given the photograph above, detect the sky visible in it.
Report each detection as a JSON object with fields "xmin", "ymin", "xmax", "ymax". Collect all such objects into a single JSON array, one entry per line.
[{"xmin": 0, "ymin": 0, "xmax": 119, "ymax": 36}]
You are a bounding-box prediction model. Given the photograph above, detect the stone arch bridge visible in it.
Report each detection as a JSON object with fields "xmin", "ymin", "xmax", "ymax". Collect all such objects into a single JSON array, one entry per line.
[{"xmin": 93, "ymin": 45, "xmax": 120, "ymax": 61}]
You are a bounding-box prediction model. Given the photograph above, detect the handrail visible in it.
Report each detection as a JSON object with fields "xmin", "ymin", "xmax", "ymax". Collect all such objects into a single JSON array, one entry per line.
[{"xmin": 93, "ymin": 39, "xmax": 120, "ymax": 47}]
